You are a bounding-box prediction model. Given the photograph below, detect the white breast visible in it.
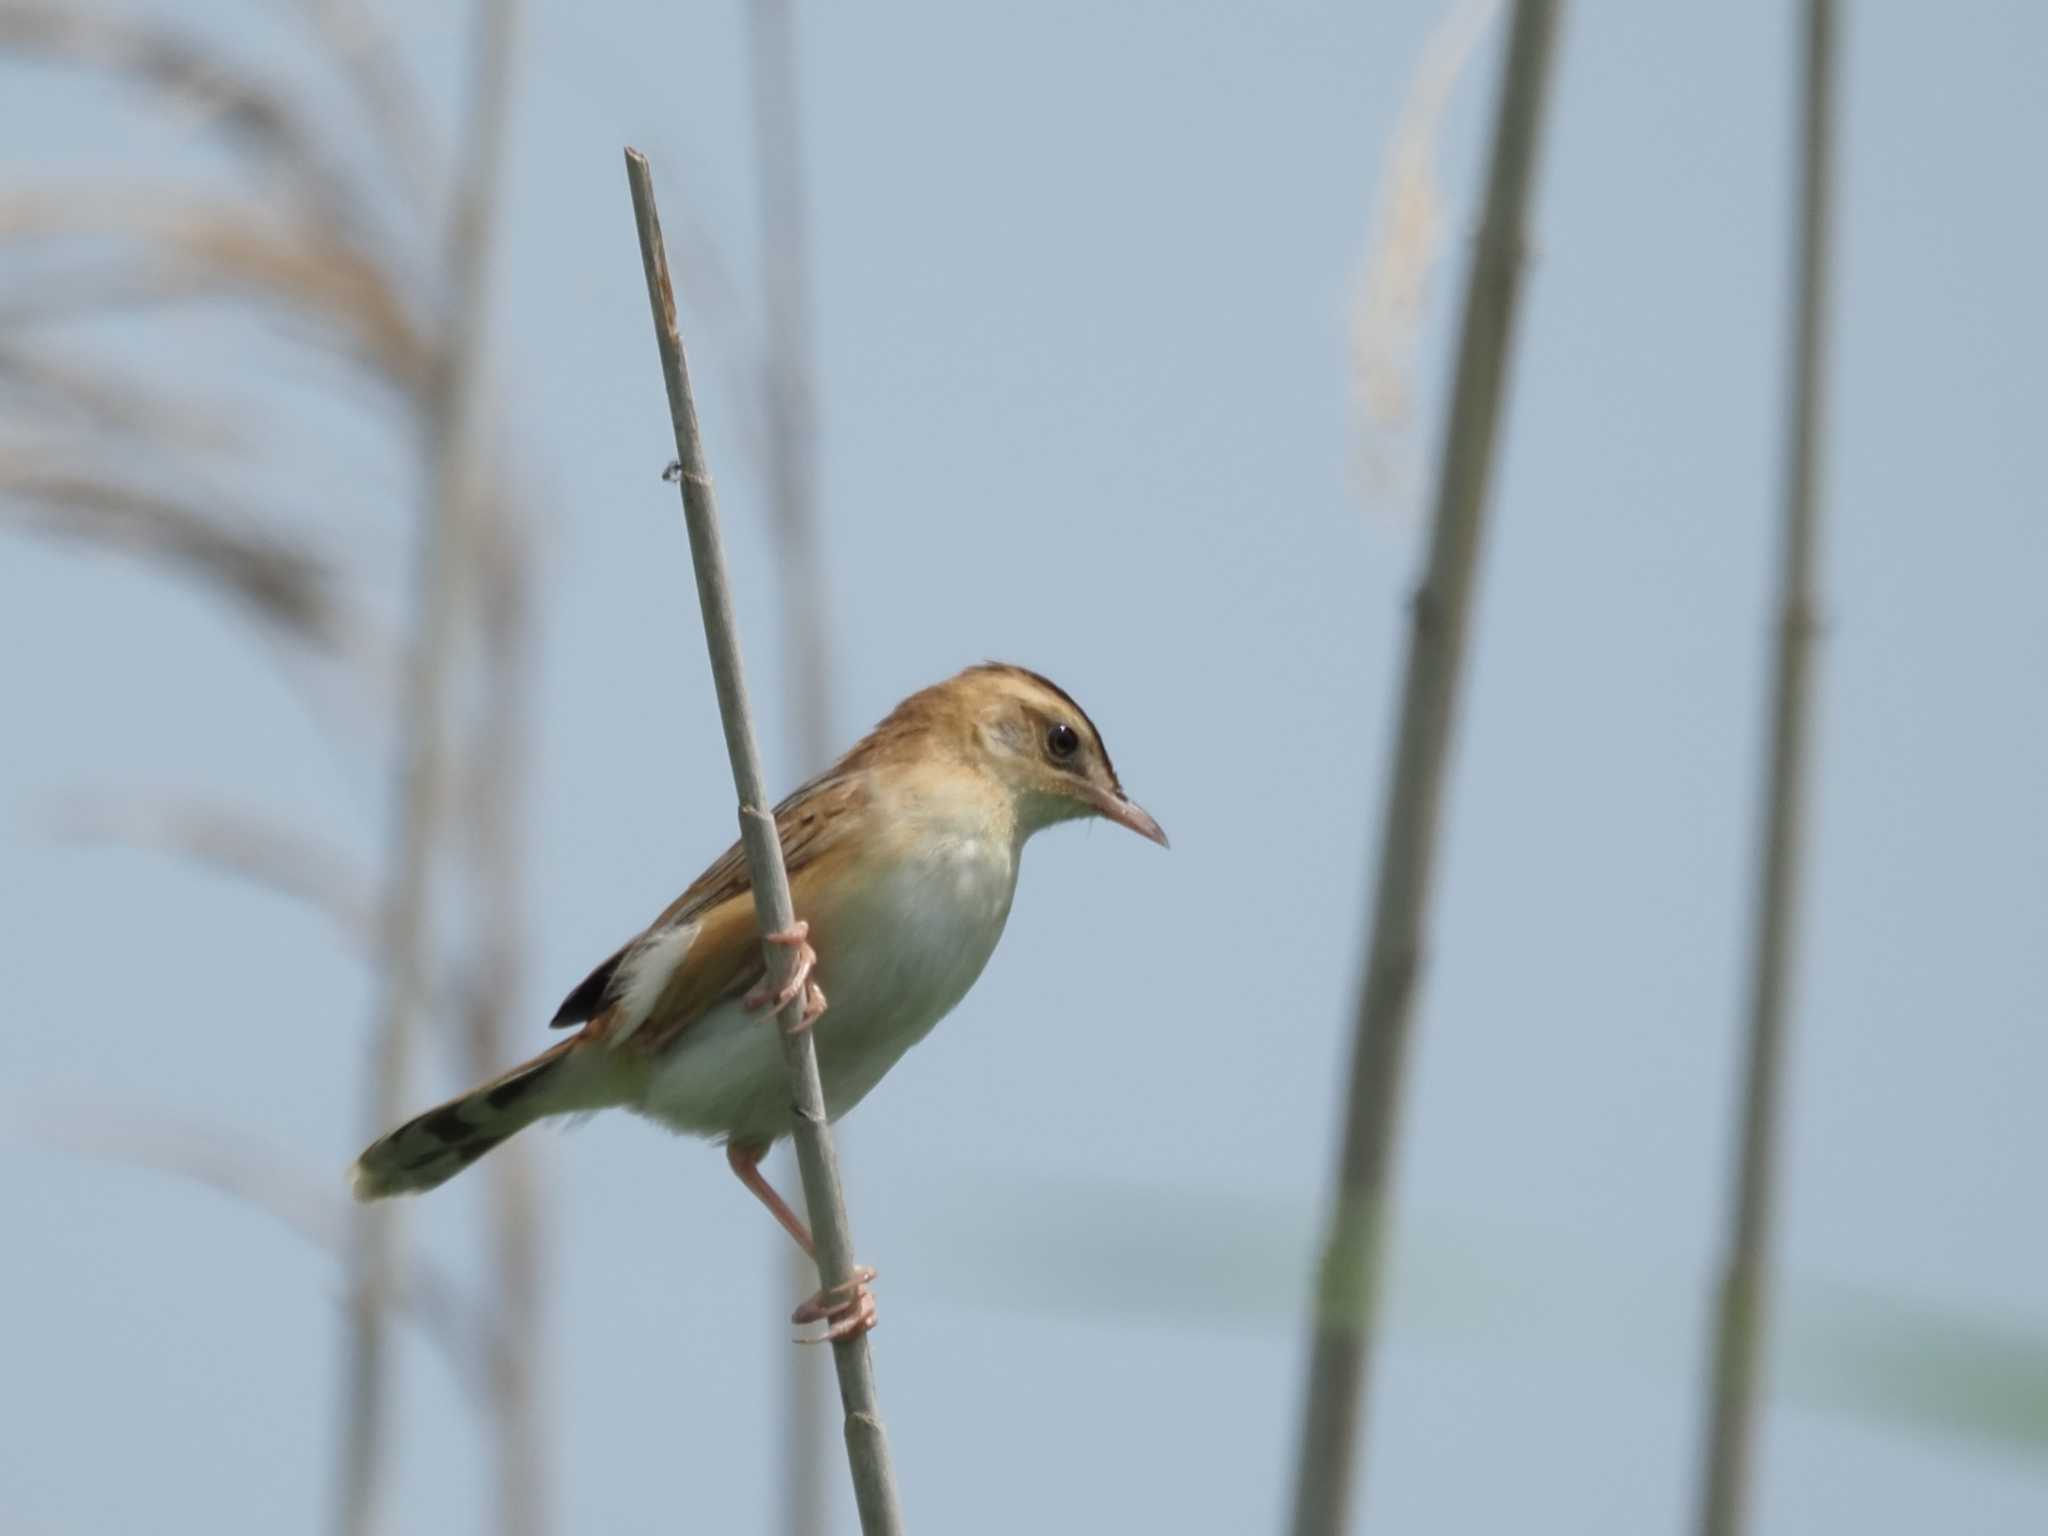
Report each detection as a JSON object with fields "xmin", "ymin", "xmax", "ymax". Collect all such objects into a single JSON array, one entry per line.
[{"xmin": 638, "ymin": 827, "xmax": 1018, "ymax": 1145}]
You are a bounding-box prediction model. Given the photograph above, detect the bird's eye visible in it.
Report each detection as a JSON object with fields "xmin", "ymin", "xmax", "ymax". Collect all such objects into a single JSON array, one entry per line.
[{"xmin": 1046, "ymin": 722, "xmax": 1080, "ymax": 761}]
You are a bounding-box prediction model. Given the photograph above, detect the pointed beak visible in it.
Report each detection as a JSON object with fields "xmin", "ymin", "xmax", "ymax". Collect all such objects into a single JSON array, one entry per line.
[{"xmin": 1088, "ymin": 786, "xmax": 1169, "ymax": 848}]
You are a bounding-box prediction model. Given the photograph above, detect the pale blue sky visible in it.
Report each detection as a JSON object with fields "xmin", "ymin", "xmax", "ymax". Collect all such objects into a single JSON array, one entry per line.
[{"xmin": 3, "ymin": 2, "xmax": 2045, "ymax": 1532}]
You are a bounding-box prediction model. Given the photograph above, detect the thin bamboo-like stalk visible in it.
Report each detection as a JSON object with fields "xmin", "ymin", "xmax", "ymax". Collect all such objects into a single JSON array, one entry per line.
[
  {"xmin": 439, "ymin": 8, "xmax": 542, "ymax": 1533},
  {"xmin": 1693, "ymin": 5, "xmax": 1837, "ymax": 1533},
  {"xmin": 748, "ymin": 0, "xmax": 830, "ymax": 756},
  {"xmin": 744, "ymin": 1, "xmax": 835, "ymax": 1527},
  {"xmin": 1285, "ymin": 4, "xmax": 1563, "ymax": 1533},
  {"xmin": 625, "ymin": 146, "xmax": 907, "ymax": 1536},
  {"xmin": 335, "ymin": 3, "xmax": 522, "ymax": 1533},
  {"xmin": 468, "ymin": 490, "xmax": 547, "ymax": 1536},
  {"xmin": 331, "ymin": 333, "xmax": 460, "ymax": 1536}
]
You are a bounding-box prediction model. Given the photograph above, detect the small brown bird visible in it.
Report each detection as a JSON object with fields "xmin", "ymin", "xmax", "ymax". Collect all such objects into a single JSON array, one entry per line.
[{"xmin": 351, "ymin": 663, "xmax": 1165, "ymax": 1337}]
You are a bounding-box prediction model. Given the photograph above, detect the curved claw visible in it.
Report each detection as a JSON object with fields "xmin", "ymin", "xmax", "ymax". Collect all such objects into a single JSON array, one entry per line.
[
  {"xmin": 744, "ymin": 921, "xmax": 827, "ymax": 1029},
  {"xmin": 792, "ymin": 1265, "xmax": 878, "ymax": 1343},
  {"xmin": 797, "ymin": 981, "xmax": 827, "ymax": 1028}
]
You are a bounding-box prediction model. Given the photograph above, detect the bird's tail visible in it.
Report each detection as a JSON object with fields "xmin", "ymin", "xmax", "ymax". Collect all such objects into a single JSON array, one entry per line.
[{"xmin": 350, "ymin": 1039, "xmax": 581, "ymax": 1200}]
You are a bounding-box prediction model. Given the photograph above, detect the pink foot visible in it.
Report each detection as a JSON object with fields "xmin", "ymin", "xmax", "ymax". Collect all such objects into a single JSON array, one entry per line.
[
  {"xmin": 791, "ymin": 1266, "xmax": 879, "ymax": 1344},
  {"xmin": 743, "ymin": 922, "xmax": 828, "ymax": 1029}
]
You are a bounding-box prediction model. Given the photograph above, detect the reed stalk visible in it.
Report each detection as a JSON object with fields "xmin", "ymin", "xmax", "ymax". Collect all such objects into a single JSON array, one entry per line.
[
  {"xmin": 625, "ymin": 146, "xmax": 907, "ymax": 1536},
  {"xmin": 335, "ymin": 3, "xmax": 523, "ymax": 1532},
  {"xmin": 1693, "ymin": 4, "xmax": 1837, "ymax": 1533},
  {"xmin": 1285, "ymin": 4, "xmax": 1563, "ymax": 1531},
  {"xmin": 744, "ymin": 0, "xmax": 836, "ymax": 1526}
]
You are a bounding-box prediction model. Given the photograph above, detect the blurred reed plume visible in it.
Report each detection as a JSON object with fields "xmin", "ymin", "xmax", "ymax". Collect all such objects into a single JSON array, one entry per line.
[
  {"xmin": 0, "ymin": 2, "xmax": 543, "ymax": 1533},
  {"xmin": 1347, "ymin": 0, "xmax": 1502, "ymax": 519}
]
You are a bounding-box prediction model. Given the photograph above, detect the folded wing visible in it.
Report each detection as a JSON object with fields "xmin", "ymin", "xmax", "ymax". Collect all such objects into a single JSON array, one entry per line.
[{"xmin": 548, "ymin": 770, "xmax": 870, "ymax": 1049}]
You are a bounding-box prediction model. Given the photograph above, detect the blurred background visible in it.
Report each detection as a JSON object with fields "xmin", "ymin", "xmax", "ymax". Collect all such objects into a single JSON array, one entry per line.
[{"xmin": 2, "ymin": 1, "xmax": 2044, "ymax": 1533}]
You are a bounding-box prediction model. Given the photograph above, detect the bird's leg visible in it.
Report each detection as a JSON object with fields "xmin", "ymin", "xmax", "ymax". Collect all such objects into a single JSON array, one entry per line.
[
  {"xmin": 726, "ymin": 1138, "xmax": 817, "ymax": 1254},
  {"xmin": 725, "ymin": 1139, "xmax": 879, "ymax": 1343},
  {"xmin": 742, "ymin": 920, "xmax": 828, "ymax": 1030}
]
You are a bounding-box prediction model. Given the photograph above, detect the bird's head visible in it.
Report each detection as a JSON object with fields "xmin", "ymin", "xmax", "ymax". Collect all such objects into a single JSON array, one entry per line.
[{"xmin": 871, "ymin": 663, "xmax": 1167, "ymax": 849}]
